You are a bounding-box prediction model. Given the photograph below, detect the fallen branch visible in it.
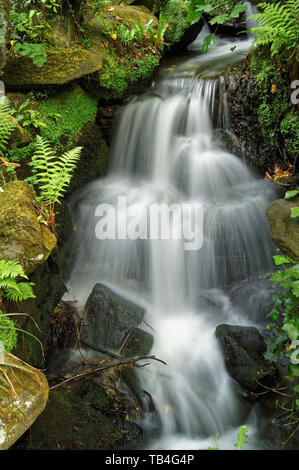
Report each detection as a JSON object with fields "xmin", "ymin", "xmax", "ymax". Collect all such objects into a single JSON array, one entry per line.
[{"xmin": 49, "ymin": 355, "xmax": 166, "ymax": 392}]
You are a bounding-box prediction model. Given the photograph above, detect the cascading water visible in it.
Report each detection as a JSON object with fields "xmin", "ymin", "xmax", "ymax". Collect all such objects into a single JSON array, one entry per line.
[{"xmin": 66, "ymin": 34, "xmax": 277, "ymax": 449}]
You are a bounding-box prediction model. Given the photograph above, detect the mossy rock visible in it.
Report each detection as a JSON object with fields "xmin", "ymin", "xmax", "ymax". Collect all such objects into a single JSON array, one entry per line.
[
  {"xmin": 266, "ymin": 197, "xmax": 299, "ymax": 262},
  {"xmin": 18, "ymin": 379, "xmax": 143, "ymax": 450},
  {"xmin": 2, "ymin": 46, "xmax": 106, "ymax": 88},
  {"xmin": 0, "ymin": 181, "xmax": 56, "ymax": 274},
  {"xmin": 0, "ymin": 352, "xmax": 49, "ymax": 450},
  {"xmin": 105, "ymin": 5, "xmax": 158, "ymax": 27},
  {"xmin": 0, "ymin": 0, "xmax": 10, "ymax": 73},
  {"xmin": 13, "ymin": 201, "xmax": 73, "ymax": 369}
]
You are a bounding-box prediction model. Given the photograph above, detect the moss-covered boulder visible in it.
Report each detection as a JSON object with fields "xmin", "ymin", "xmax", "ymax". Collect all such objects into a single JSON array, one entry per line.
[
  {"xmin": 0, "ymin": 0, "xmax": 9, "ymax": 73},
  {"xmin": 17, "ymin": 379, "xmax": 143, "ymax": 450},
  {"xmin": 0, "ymin": 352, "xmax": 48, "ymax": 450},
  {"xmin": 2, "ymin": 46, "xmax": 106, "ymax": 88},
  {"xmin": 266, "ymin": 197, "xmax": 299, "ymax": 262},
  {"xmin": 0, "ymin": 181, "xmax": 56, "ymax": 274}
]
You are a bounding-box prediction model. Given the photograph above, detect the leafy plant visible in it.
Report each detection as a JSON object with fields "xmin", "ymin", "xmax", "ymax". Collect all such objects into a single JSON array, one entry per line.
[
  {"xmin": 206, "ymin": 426, "xmax": 249, "ymax": 450},
  {"xmin": 13, "ymin": 43, "xmax": 47, "ymax": 67},
  {"xmin": 27, "ymin": 136, "xmax": 82, "ymax": 226},
  {"xmin": 0, "ymin": 260, "xmax": 36, "ymax": 304},
  {"xmin": 285, "ymin": 189, "xmax": 299, "ymax": 219},
  {"xmin": 235, "ymin": 425, "xmax": 248, "ymax": 450},
  {"xmin": 186, "ymin": 0, "xmax": 247, "ymax": 52},
  {"xmin": 0, "ymin": 312, "xmax": 17, "ymax": 353},
  {"xmin": 0, "ymin": 100, "xmax": 17, "ymax": 153},
  {"xmin": 249, "ymin": 1, "xmax": 299, "ymax": 57},
  {"xmin": 265, "ymin": 255, "xmax": 299, "ymax": 418}
]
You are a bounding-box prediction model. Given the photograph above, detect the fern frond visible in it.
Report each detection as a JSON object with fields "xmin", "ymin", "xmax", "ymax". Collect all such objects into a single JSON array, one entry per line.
[
  {"xmin": 29, "ymin": 136, "xmax": 82, "ymax": 206},
  {"xmin": 251, "ymin": 0, "xmax": 299, "ymax": 56},
  {"xmin": 0, "ymin": 260, "xmax": 27, "ymax": 281},
  {"xmin": 4, "ymin": 282, "xmax": 36, "ymax": 302},
  {"xmin": 0, "ymin": 99, "xmax": 17, "ymax": 152}
]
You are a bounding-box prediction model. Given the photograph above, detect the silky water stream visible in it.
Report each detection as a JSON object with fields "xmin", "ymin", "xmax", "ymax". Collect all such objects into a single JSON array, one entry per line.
[{"xmin": 65, "ymin": 35, "xmax": 278, "ymax": 449}]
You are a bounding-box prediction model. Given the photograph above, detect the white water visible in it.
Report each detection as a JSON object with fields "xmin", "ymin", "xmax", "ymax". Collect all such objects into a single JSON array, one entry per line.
[{"xmin": 66, "ymin": 33, "xmax": 276, "ymax": 449}]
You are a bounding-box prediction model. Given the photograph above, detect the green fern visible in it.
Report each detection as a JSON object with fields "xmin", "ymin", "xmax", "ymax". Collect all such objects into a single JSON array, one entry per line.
[
  {"xmin": 0, "ymin": 99, "xmax": 17, "ymax": 152},
  {"xmin": 0, "ymin": 260, "xmax": 36, "ymax": 302},
  {"xmin": 250, "ymin": 1, "xmax": 299, "ymax": 56},
  {"xmin": 28, "ymin": 135, "xmax": 82, "ymax": 206}
]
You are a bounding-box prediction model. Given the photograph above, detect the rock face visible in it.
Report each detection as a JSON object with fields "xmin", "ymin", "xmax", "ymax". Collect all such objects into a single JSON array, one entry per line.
[
  {"xmin": 84, "ymin": 284, "xmax": 149, "ymax": 353},
  {"xmin": 0, "ymin": 181, "xmax": 57, "ymax": 274},
  {"xmin": 266, "ymin": 197, "xmax": 299, "ymax": 262},
  {"xmin": 0, "ymin": 352, "xmax": 49, "ymax": 450},
  {"xmin": 216, "ymin": 324, "xmax": 279, "ymax": 393},
  {"xmin": 0, "ymin": 0, "xmax": 9, "ymax": 73},
  {"xmin": 3, "ymin": 47, "xmax": 105, "ymax": 88}
]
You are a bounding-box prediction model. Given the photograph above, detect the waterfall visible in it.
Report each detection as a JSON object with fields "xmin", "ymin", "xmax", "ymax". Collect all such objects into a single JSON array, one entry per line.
[
  {"xmin": 245, "ymin": 1, "xmax": 259, "ymax": 33},
  {"xmin": 66, "ymin": 35, "xmax": 276, "ymax": 449}
]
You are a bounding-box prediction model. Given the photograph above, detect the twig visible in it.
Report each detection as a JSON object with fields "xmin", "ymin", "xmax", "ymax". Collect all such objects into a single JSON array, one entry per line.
[{"xmin": 49, "ymin": 355, "xmax": 166, "ymax": 392}]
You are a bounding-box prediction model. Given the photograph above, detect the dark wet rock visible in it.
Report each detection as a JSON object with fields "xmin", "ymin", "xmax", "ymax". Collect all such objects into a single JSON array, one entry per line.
[
  {"xmin": 266, "ymin": 197, "xmax": 299, "ymax": 262},
  {"xmin": 216, "ymin": 324, "xmax": 279, "ymax": 393},
  {"xmin": 260, "ymin": 413, "xmax": 299, "ymax": 450},
  {"xmin": 15, "ymin": 379, "xmax": 143, "ymax": 450},
  {"xmin": 121, "ymin": 327, "xmax": 154, "ymax": 357},
  {"xmin": 166, "ymin": 18, "xmax": 204, "ymax": 56},
  {"xmin": 84, "ymin": 284, "xmax": 146, "ymax": 351}
]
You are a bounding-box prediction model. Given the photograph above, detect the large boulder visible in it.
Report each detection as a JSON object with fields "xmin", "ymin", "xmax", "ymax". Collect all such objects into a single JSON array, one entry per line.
[
  {"xmin": 0, "ymin": 352, "xmax": 49, "ymax": 450},
  {"xmin": 84, "ymin": 284, "xmax": 147, "ymax": 353},
  {"xmin": 0, "ymin": 181, "xmax": 57, "ymax": 274},
  {"xmin": 2, "ymin": 46, "xmax": 106, "ymax": 88},
  {"xmin": 0, "ymin": 0, "xmax": 9, "ymax": 73},
  {"xmin": 216, "ymin": 324, "xmax": 279, "ymax": 393},
  {"xmin": 266, "ymin": 197, "xmax": 299, "ymax": 262}
]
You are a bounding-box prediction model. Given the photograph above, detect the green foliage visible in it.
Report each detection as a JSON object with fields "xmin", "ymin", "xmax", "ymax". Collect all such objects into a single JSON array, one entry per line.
[
  {"xmin": 115, "ymin": 15, "xmax": 167, "ymax": 49},
  {"xmin": 285, "ymin": 188, "xmax": 299, "ymax": 219},
  {"xmin": 235, "ymin": 425, "xmax": 248, "ymax": 450},
  {"xmin": 0, "ymin": 312, "xmax": 18, "ymax": 353},
  {"xmin": 0, "ymin": 100, "xmax": 17, "ymax": 152},
  {"xmin": 209, "ymin": 1, "xmax": 247, "ymax": 25},
  {"xmin": 0, "ymin": 260, "xmax": 36, "ymax": 303},
  {"xmin": 7, "ymin": 142, "xmax": 36, "ymax": 165},
  {"xmin": 280, "ymin": 112, "xmax": 299, "ymax": 158},
  {"xmin": 207, "ymin": 426, "xmax": 249, "ymax": 450},
  {"xmin": 99, "ymin": 50, "xmax": 160, "ymax": 99},
  {"xmin": 28, "ymin": 136, "xmax": 82, "ymax": 207},
  {"xmin": 38, "ymin": 87, "xmax": 97, "ymax": 146},
  {"xmin": 249, "ymin": 49, "xmax": 293, "ymax": 152},
  {"xmin": 13, "ymin": 43, "xmax": 47, "ymax": 67},
  {"xmin": 11, "ymin": 99, "xmax": 47, "ymax": 130},
  {"xmin": 185, "ymin": 0, "xmax": 247, "ymax": 51},
  {"xmin": 9, "ymin": 9, "xmax": 50, "ymax": 43},
  {"xmin": 249, "ymin": 1, "xmax": 299, "ymax": 57},
  {"xmin": 162, "ymin": 1, "xmax": 189, "ymax": 44},
  {"xmin": 265, "ymin": 255, "xmax": 299, "ymax": 414}
]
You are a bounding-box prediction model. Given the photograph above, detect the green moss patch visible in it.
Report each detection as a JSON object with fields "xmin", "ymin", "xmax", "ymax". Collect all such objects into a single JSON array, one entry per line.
[
  {"xmin": 249, "ymin": 47, "xmax": 297, "ymax": 157},
  {"xmin": 0, "ymin": 313, "xmax": 17, "ymax": 353},
  {"xmin": 38, "ymin": 85, "xmax": 98, "ymax": 145}
]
